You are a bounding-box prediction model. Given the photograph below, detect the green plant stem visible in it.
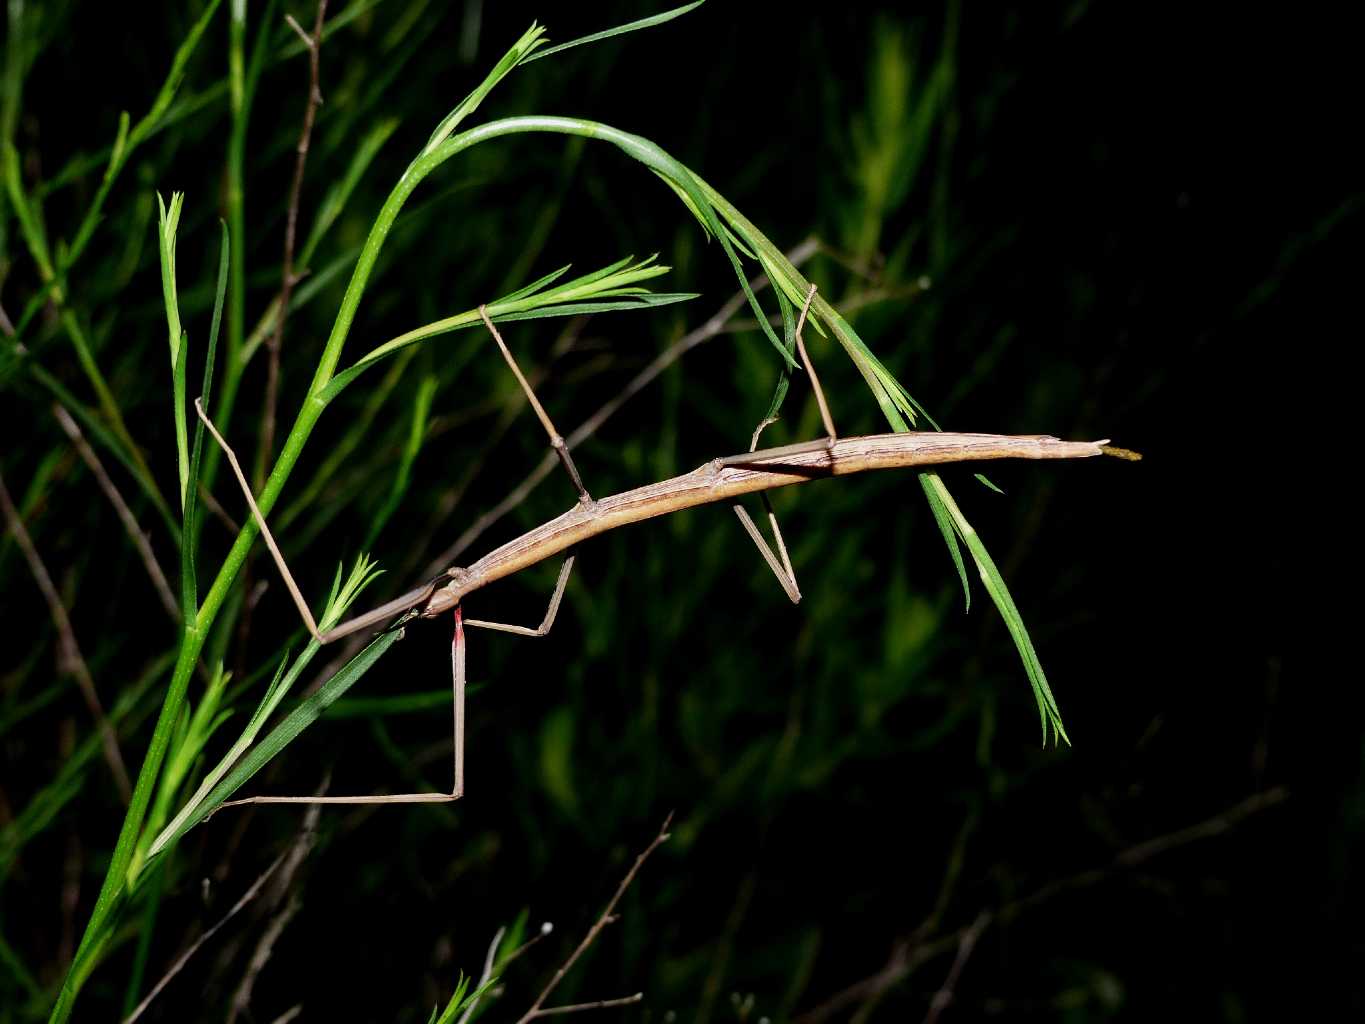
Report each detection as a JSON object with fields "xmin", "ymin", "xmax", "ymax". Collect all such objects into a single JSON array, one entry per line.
[
  {"xmin": 11, "ymin": 0, "xmax": 222, "ymax": 338},
  {"xmin": 203, "ymin": 0, "xmax": 276, "ymax": 496},
  {"xmin": 22, "ymin": 360, "xmax": 179, "ymax": 538},
  {"xmin": 201, "ymin": 0, "xmax": 250, "ymax": 499},
  {"xmin": 50, "ymin": 112, "xmax": 922, "ymax": 1019}
]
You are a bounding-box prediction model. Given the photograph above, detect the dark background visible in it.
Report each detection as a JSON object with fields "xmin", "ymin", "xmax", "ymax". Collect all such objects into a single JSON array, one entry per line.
[{"xmin": 0, "ymin": 2, "xmax": 1347, "ymax": 1020}]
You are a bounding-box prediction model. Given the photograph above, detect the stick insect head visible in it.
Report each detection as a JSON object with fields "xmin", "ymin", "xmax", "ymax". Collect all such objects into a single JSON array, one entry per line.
[
  {"xmin": 319, "ymin": 567, "xmax": 465, "ymax": 644},
  {"xmin": 416, "ymin": 566, "xmax": 473, "ymax": 621}
]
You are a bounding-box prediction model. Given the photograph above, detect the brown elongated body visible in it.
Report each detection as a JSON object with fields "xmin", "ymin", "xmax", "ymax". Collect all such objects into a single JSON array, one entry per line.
[{"xmin": 319, "ymin": 431, "xmax": 1107, "ymax": 642}]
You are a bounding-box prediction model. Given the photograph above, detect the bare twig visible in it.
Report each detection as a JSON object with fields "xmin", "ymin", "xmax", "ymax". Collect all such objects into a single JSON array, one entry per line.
[
  {"xmin": 59, "ymin": 817, "xmax": 82, "ymax": 969},
  {"xmin": 515, "ymin": 815, "xmax": 674, "ymax": 1024},
  {"xmin": 456, "ymin": 926, "xmax": 507, "ymax": 1024},
  {"xmin": 454, "ymin": 918, "xmax": 559, "ymax": 1024},
  {"xmin": 795, "ymin": 788, "xmax": 1289, "ymax": 1024},
  {"xmin": 123, "ymin": 850, "xmax": 290, "ymax": 1024},
  {"xmin": 131, "ymin": 801, "xmax": 322, "ymax": 1024},
  {"xmin": 919, "ymin": 912, "xmax": 989, "ymax": 1024},
  {"xmin": 197, "ymin": 479, "xmax": 241, "ymax": 534},
  {"xmin": 534, "ymin": 995, "xmax": 644, "ymax": 1017},
  {"xmin": 226, "ymin": 895, "xmax": 303, "ymax": 1024},
  {"xmin": 500, "ymin": 920, "xmax": 556, "ymax": 970},
  {"xmin": 52, "ymin": 403, "xmax": 180, "ymax": 622},
  {"xmin": 226, "ymin": 799, "xmax": 323, "ymax": 1023},
  {"xmin": 257, "ymin": 0, "xmax": 328, "ymax": 487},
  {"xmin": 0, "ymin": 470, "xmax": 131, "ymax": 801}
]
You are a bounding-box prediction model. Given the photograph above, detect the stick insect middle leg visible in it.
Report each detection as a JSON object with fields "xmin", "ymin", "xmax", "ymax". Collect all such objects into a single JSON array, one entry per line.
[{"xmin": 724, "ymin": 282, "xmax": 838, "ymax": 604}]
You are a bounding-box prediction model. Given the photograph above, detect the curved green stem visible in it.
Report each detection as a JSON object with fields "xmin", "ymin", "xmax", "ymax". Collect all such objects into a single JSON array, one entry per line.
[{"xmin": 54, "ymin": 111, "xmax": 992, "ymax": 1020}]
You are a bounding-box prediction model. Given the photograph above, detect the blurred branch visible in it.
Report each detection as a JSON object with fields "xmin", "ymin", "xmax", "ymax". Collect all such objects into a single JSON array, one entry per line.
[
  {"xmin": 257, "ymin": 0, "xmax": 329, "ymax": 488},
  {"xmin": 919, "ymin": 912, "xmax": 990, "ymax": 1024},
  {"xmin": 514, "ymin": 814, "xmax": 674, "ymax": 1024},
  {"xmin": 796, "ymin": 787, "xmax": 1289, "ymax": 1023},
  {"xmin": 123, "ymin": 849, "xmax": 289, "ymax": 1024},
  {"xmin": 126, "ymin": 799, "xmax": 323, "ymax": 1024},
  {"xmin": 226, "ymin": 791, "xmax": 325, "ymax": 1024},
  {"xmin": 456, "ymin": 925, "xmax": 505, "ymax": 1024},
  {"xmin": 0, "ymin": 469, "xmax": 131, "ymax": 801},
  {"xmin": 51, "ymin": 403, "xmax": 180, "ymax": 623}
]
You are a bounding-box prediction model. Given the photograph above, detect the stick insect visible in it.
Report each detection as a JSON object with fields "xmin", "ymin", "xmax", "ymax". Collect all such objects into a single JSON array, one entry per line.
[{"xmin": 195, "ymin": 284, "xmax": 1113, "ymax": 811}]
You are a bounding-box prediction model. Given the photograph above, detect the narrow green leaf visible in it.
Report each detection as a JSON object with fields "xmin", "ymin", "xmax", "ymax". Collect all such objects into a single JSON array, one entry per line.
[
  {"xmin": 126, "ymin": 0, "xmax": 224, "ymax": 153},
  {"xmin": 156, "ymin": 192, "xmax": 190, "ymax": 509},
  {"xmin": 150, "ymin": 629, "xmax": 401, "ymax": 856},
  {"xmin": 420, "ymin": 23, "xmax": 548, "ymax": 158},
  {"xmin": 526, "ymin": 1, "xmax": 708, "ymax": 63},
  {"xmin": 491, "ymin": 293, "xmax": 697, "ymax": 323},
  {"xmin": 2, "ymin": 140, "xmax": 55, "ymax": 282},
  {"xmin": 299, "ymin": 116, "xmax": 400, "ymax": 269},
  {"xmin": 325, "ymin": 690, "xmax": 457, "ymax": 718},
  {"xmin": 171, "ymin": 332, "xmax": 189, "ymax": 510},
  {"xmin": 149, "ymin": 559, "xmax": 384, "ymax": 863},
  {"xmin": 324, "ymin": 255, "xmax": 696, "ymax": 401},
  {"xmin": 761, "ymin": 288, "xmax": 797, "ymax": 423},
  {"xmin": 363, "ymin": 374, "xmax": 437, "ymax": 548},
  {"xmin": 496, "ymin": 263, "xmax": 574, "ymax": 305},
  {"xmin": 433, "ymin": 973, "xmax": 501, "ymax": 1024},
  {"xmin": 926, "ymin": 474, "xmax": 1068, "ymax": 745},
  {"xmin": 181, "ymin": 221, "xmax": 229, "ymax": 618},
  {"xmin": 548, "ymin": 253, "xmax": 646, "ymax": 293},
  {"xmin": 920, "ymin": 473, "xmax": 970, "ymax": 612},
  {"xmin": 652, "ymin": 169, "xmax": 714, "ymax": 240}
]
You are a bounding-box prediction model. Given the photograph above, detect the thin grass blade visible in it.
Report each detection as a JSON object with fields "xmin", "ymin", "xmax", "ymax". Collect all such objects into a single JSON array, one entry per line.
[
  {"xmin": 526, "ymin": 1, "xmax": 708, "ymax": 63},
  {"xmin": 181, "ymin": 221, "xmax": 229, "ymax": 617},
  {"xmin": 149, "ymin": 629, "xmax": 401, "ymax": 857}
]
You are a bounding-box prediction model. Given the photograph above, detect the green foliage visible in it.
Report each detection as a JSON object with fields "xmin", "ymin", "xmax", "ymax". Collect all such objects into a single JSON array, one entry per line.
[{"xmin": 0, "ymin": 3, "xmax": 1168, "ymax": 1020}]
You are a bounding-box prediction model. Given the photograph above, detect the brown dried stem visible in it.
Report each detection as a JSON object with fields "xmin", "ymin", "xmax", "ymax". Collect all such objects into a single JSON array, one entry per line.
[
  {"xmin": 795, "ymin": 787, "xmax": 1288, "ymax": 1024},
  {"xmin": 257, "ymin": 0, "xmax": 328, "ymax": 488},
  {"xmin": 514, "ymin": 815, "xmax": 674, "ymax": 1024},
  {"xmin": 0, "ymin": 469, "xmax": 131, "ymax": 801},
  {"xmin": 51, "ymin": 403, "xmax": 180, "ymax": 623}
]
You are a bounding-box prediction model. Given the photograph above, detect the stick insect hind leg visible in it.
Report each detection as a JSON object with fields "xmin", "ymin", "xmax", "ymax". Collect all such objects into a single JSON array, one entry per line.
[
  {"xmin": 214, "ymin": 559, "xmax": 578, "ymax": 811},
  {"xmin": 194, "ymin": 303, "xmax": 588, "ymax": 809},
  {"xmin": 723, "ymin": 282, "xmax": 838, "ymax": 605}
]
